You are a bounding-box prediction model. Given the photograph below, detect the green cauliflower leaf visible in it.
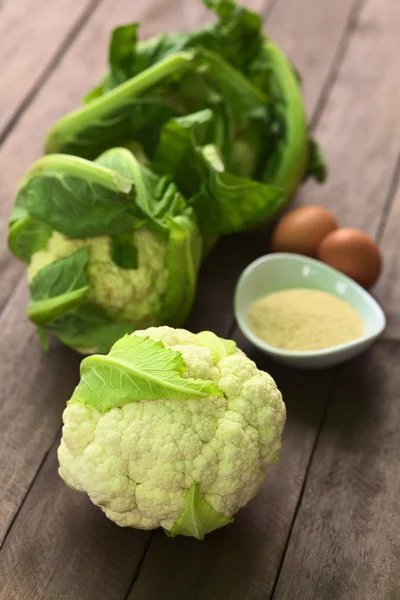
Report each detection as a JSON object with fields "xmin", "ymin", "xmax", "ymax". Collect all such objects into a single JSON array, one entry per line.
[
  {"xmin": 72, "ymin": 334, "xmax": 223, "ymax": 411},
  {"xmin": 169, "ymin": 483, "xmax": 233, "ymax": 540}
]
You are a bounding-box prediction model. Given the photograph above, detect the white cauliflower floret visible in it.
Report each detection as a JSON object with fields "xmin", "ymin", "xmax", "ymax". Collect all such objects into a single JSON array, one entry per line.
[
  {"xmin": 28, "ymin": 228, "xmax": 168, "ymax": 326},
  {"xmin": 58, "ymin": 326, "xmax": 286, "ymax": 538}
]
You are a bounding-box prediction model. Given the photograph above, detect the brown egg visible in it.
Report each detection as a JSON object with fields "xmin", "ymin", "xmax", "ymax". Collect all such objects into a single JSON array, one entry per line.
[
  {"xmin": 271, "ymin": 206, "xmax": 338, "ymax": 257},
  {"xmin": 317, "ymin": 228, "xmax": 382, "ymax": 288}
]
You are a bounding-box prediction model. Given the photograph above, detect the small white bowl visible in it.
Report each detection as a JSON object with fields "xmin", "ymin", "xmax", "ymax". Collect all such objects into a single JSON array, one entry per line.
[{"xmin": 234, "ymin": 253, "xmax": 386, "ymax": 369}]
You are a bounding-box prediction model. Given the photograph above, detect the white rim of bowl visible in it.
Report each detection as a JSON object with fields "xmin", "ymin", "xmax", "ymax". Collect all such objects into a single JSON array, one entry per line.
[{"xmin": 234, "ymin": 253, "xmax": 386, "ymax": 359}]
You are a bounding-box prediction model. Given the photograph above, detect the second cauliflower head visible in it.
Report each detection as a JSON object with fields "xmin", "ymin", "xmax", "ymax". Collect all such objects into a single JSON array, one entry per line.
[
  {"xmin": 27, "ymin": 228, "xmax": 169, "ymax": 352},
  {"xmin": 8, "ymin": 150, "xmax": 202, "ymax": 353},
  {"xmin": 58, "ymin": 326, "xmax": 286, "ymax": 539}
]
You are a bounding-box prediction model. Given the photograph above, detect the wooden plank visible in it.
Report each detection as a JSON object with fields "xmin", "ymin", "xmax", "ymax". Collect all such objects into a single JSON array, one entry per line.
[
  {"xmin": 375, "ymin": 169, "xmax": 400, "ymax": 339},
  {"xmin": 291, "ymin": 0, "xmax": 400, "ymax": 237},
  {"xmin": 268, "ymin": 2, "xmax": 400, "ymax": 595},
  {"xmin": 266, "ymin": 0, "xmax": 364, "ymax": 116},
  {"xmin": 272, "ymin": 341, "xmax": 400, "ymax": 600},
  {"xmin": 1, "ymin": 2, "xmax": 396, "ymax": 600},
  {"xmin": 0, "ymin": 280, "xmax": 81, "ymax": 545},
  {"xmin": 0, "ymin": 439, "xmax": 152, "ymax": 600},
  {"xmin": 0, "ymin": 0, "xmax": 99, "ymax": 137}
]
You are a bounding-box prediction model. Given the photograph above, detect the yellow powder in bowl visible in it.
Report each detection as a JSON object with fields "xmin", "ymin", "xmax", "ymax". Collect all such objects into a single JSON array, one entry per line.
[{"xmin": 249, "ymin": 288, "xmax": 364, "ymax": 352}]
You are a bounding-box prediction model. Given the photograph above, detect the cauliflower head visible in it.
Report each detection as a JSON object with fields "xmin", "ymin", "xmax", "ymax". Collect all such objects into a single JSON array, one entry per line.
[
  {"xmin": 58, "ymin": 326, "xmax": 286, "ymax": 539},
  {"xmin": 8, "ymin": 150, "xmax": 202, "ymax": 354},
  {"xmin": 28, "ymin": 228, "xmax": 168, "ymax": 332}
]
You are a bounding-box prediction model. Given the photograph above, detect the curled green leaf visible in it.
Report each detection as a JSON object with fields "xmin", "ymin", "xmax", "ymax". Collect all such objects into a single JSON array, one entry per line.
[
  {"xmin": 197, "ymin": 330, "xmax": 236, "ymax": 360},
  {"xmin": 16, "ymin": 154, "xmax": 135, "ymax": 238},
  {"xmin": 8, "ymin": 217, "xmax": 52, "ymax": 264},
  {"xmin": 45, "ymin": 52, "xmax": 195, "ymax": 158},
  {"xmin": 28, "ymin": 249, "xmax": 89, "ymax": 325},
  {"xmin": 71, "ymin": 334, "xmax": 223, "ymax": 412}
]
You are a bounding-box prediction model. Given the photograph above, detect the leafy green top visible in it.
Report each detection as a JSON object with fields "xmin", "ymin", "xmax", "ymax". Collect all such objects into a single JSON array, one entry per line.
[
  {"xmin": 8, "ymin": 0, "xmax": 328, "ymax": 355},
  {"xmin": 28, "ymin": 249, "xmax": 89, "ymax": 325},
  {"xmin": 71, "ymin": 334, "xmax": 223, "ymax": 412},
  {"xmin": 9, "ymin": 148, "xmax": 203, "ymax": 353},
  {"xmin": 43, "ymin": 0, "xmax": 326, "ymax": 212}
]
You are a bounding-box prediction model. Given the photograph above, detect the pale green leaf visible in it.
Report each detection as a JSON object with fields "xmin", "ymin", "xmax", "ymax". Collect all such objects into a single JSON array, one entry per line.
[
  {"xmin": 159, "ymin": 215, "xmax": 202, "ymax": 325},
  {"xmin": 37, "ymin": 327, "xmax": 50, "ymax": 353},
  {"xmin": 154, "ymin": 114, "xmax": 285, "ymax": 236},
  {"xmin": 96, "ymin": 147, "xmax": 188, "ymax": 229},
  {"xmin": 45, "ymin": 52, "xmax": 195, "ymax": 158},
  {"xmin": 16, "ymin": 154, "xmax": 135, "ymax": 238},
  {"xmin": 47, "ymin": 304, "xmax": 133, "ymax": 355},
  {"xmin": 168, "ymin": 482, "xmax": 233, "ymax": 540},
  {"xmin": 8, "ymin": 216, "xmax": 52, "ymax": 264},
  {"xmin": 28, "ymin": 249, "xmax": 89, "ymax": 325},
  {"xmin": 72, "ymin": 334, "xmax": 223, "ymax": 411},
  {"xmin": 197, "ymin": 331, "xmax": 236, "ymax": 360}
]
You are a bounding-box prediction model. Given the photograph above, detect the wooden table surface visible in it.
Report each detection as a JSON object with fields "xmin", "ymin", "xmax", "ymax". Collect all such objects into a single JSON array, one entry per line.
[{"xmin": 1, "ymin": 0, "xmax": 399, "ymax": 598}]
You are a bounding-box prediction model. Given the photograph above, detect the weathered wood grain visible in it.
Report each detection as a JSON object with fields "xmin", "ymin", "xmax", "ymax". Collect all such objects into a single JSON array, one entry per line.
[
  {"xmin": 375, "ymin": 165, "xmax": 400, "ymax": 338},
  {"xmin": 0, "ymin": 1, "xmax": 398, "ymax": 599},
  {"xmin": 266, "ymin": 2, "xmax": 400, "ymax": 595},
  {"xmin": 266, "ymin": 0, "xmax": 364, "ymax": 116},
  {"xmin": 0, "ymin": 441, "xmax": 152, "ymax": 600},
  {"xmin": 272, "ymin": 341, "xmax": 400, "ymax": 600},
  {"xmin": 0, "ymin": 0, "xmax": 99, "ymax": 137},
  {"xmin": 292, "ymin": 0, "xmax": 400, "ymax": 236},
  {"xmin": 0, "ymin": 280, "xmax": 81, "ymax": 546}
]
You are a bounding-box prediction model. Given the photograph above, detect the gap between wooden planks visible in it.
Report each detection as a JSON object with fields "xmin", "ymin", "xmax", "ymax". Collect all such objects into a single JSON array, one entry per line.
[
  {"xmin": 375, "ymin": 155, "xmax": 400, "ymax": 339},
  {"xmin": 0, "ymin": 1, "xmax": 399, "ymax": 600},
  {"xmin": 0, "ymin": 0, "xmax": 102, "ymax": 141}
]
